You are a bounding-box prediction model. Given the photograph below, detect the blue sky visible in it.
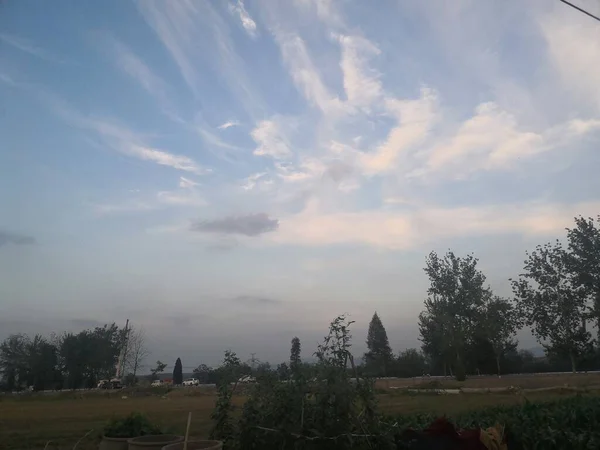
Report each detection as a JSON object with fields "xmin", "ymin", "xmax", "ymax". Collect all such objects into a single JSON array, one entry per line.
[{"xmin": 1, "ymin": 0, "xmax": 600, "ymax": 368}]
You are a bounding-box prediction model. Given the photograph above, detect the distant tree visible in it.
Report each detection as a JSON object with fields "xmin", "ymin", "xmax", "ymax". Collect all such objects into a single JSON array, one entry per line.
[
  {"xmin": 58, "ymin": 323, "xmax": 125, "ymax": 389},
  {"xmin": 173, "ymin": 358, "xmax": 183, "ymax": 385},
  {"xmin": 482, "ymin": 296, "xmax": 520, "ymax": 376},
  {"xmin": 124, "ymin": 327, "xmax": 149, "ymax": 379},
  {"xmin": 276, "ymin": 362, "xmax": 290, "ymax": 380},
  {"xmin": 565, "ymin": 215, "xmax": 600, "ymax": 335},
  {"xmin": 193, "ymin": 364, "xmax": 214, "ymax": 384},
  {"xmin": 150, "ymin": 360, "xmax": 167, "ymax": 381},
  {"xmin": 512, "ymin": 240, "xmax": 592, "ymax": 372},
  {"xmin": 364, "ymin": 312, "xmax": 393, "ymax": 376},
  {"xmin": 419, "ymin": 251, "xmax": 490, "ymax": 380},
  {"xmin": 0, "ymin": 334, "xmax": 28, "ymax": 390},
  {"xmin": 395, "ymin": 348, "xmax": 427, "ymax": 378},
  {"xmin": 290, "ymin": 337, "xmax": 301, "ymax": 372}
]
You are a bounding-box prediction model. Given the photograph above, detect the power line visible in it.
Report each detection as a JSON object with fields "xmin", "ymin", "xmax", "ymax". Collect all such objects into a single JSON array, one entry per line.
[{"xmin": 559, "ymin": 0, "xmax": 600, "ymax": 22}]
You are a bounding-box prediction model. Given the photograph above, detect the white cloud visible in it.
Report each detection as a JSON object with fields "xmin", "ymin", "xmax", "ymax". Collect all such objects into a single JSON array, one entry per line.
[
  {"xmin": 228, "ymin": 1, "xmax": 258, "ymax": 37},
  {"xmin": 126, "ymin": 144, "xmax": 209, "ymax": 175},
  {"xmin": 218, "ymin": 120, "xmax": 240, "ymax": 130},
  {"xmin": 179, "ymin": 176, "xmax": 199, "ymax": 189},
  {"xmin": 336, "ymin": 34, "xmax": 382, "ymax": 110},
  {"xmin": 358, "ymin": 88, "xmax": 439, "ymax": 175},
  {"xmin": 241, "ymin": 172, "xmax": 269, "ymax": 191},
  {"xmin": 539, "ymin": 6, "xmax": 600, "ymax": 111},
  {"xmin": 251, "ymin": 120, "xmax": 293, "ymax": 159},
  {"xmin": 273, "ymin": 32, "xmax": 343, "ymax": 114},
  {"xmin": 270, "ymin": 200, "xmax": 600, "ymax": 250}
]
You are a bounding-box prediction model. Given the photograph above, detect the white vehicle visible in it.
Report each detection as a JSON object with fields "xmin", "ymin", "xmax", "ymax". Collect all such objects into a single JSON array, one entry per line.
[
  {"xmin": 182, "ymin": 378, "xmax": 199, "ymax": 386},
  {"xmin": 151, "ymin": 379, "xmax": 164, "ymax": 387}
]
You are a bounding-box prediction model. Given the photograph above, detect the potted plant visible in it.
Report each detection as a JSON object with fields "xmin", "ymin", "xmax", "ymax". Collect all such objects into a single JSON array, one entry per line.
[
  {"xmin": 100, "ymin": 412, "xmax": 164, "ymax": 450},
  {"xmin": 161, "ymin": 440, "xmax": 222, "ymax": 450},
  {"xmin": 128, "ymin": 434, "xmax": 183, "ymax": 450}
]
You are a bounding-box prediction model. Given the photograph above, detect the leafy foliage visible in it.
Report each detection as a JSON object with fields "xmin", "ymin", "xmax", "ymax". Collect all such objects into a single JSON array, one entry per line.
[
  {"xmin": 418, "ymin": 251, "xmax": 492, "ymax": 379},
  {"xmin": 512, "ymin": 240, "xmax": 592, "ymax": 371},
  {"xmin": 103, "ymin": 412, "xmax": 163, "ymax": 438},
  {"xmin": 217, "ymin": 315, "xmax": 395, "ymax": 450},
  {"xmin": 565, "ymin": 215, "xmax": 600, "ymax": 335},
  {"xmin": 393, "ymin": 396, "xmax": 600, "ymax": 450}
]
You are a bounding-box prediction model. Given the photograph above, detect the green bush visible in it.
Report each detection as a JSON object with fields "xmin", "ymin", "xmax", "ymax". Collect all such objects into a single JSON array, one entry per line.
[
  {"xmin": 103, "ymin": 412, "xmax": 163, "ymax": 438},
  {"xmin": 393, "ymin": 395, "xmax": 600, "ymax": 450}
]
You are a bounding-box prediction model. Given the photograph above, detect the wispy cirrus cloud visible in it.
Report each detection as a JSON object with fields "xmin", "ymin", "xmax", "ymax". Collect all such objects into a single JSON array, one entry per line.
[
  {"xmin": 228, "ymin": 1, "xmax": 258, "ymax": 38},
  {"xmin": 0, "ymin": 33, "xmax": 64, "ymax": 63},
  {"xmin": 136, "ymin": 0, "xmax": 265, "ymax": 118},
  {"xmin": 101, "ymin": 34, "xmax": 173, "ymax": 111},
  {"xmin": 218, "ymin": 120, "xmax": 240, "ymax": 130}
]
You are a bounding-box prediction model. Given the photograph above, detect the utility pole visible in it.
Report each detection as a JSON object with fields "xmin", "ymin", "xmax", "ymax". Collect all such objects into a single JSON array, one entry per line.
[{"xmin": 115, "ymin": 319, "xmax": 130, "ymax": 379}]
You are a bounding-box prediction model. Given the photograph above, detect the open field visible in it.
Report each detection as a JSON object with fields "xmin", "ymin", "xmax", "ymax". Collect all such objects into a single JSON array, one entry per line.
[{"xmin": 2, "ymin": 373, "xmax": 600, "ymax": 450}]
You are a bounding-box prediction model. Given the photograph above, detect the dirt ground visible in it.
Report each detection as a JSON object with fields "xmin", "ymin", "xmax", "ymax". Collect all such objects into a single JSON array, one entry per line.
[
  {"xmin": 2, "ymin": 373, "xmax": 599, "ymax": 450},
  {"xmin": 375, "ymin": 372, "xmax": 600, "ymax": 389}
]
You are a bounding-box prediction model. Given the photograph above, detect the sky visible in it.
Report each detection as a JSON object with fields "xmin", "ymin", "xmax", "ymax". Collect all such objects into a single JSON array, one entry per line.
[{"xmin": 1, "ymin": 0, "xmax": 600, "ymax": 370}]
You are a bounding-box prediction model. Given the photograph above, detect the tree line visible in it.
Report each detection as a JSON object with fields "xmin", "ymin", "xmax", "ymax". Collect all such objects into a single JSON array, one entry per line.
[
  {"xmin": 0, "ymin": 324, "xmax": 149, "ymax": 391},
  {"xmin": 2, "ymin": 214, "xmax": 599, "ymax": 390}
]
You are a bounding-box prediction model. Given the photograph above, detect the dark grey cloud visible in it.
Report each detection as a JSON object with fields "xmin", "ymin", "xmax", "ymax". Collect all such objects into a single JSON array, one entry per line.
[
  {"xmin": 0, "ymin": 230, "xmax": 35, "ymax": 247},
  {"xmin": 191, "ymin": 213, "xmax": 279, "ymax": 237},
  {"xmin": 230, "ymin": 295, "xmax": 281, "ymax": 305}
]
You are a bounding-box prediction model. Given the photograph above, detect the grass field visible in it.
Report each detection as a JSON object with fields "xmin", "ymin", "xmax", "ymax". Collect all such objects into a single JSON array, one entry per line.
[{"xmin": 2, "ymin": 374, "xmax": 600, "ymax": 450}]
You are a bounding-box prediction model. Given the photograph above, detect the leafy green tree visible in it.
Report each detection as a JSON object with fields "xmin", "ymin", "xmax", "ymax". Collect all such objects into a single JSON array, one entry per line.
[
  {"xmin": 482, "ymin": 296, "xmax": 520, "ymax": 376},
  {"xmin": 512, "ymin": 241, "xmax": 592, "ymax": 372},
  {"xmin": 364, "ymin": 312, "xmax": 393, "ymax": 376},
  {"xmin": 173, "ymin": 358, "xmax": 183, "ymax": 385},
  {"xmin": 419, "ymin": 251, "xmax": 490, "ymax": 379},
  {"xmin": 565, "ymin": 215, "xmax": 600, "ymax": 335},
  {"xmin": 290, "ymin": 336, "xmax": 301, "ymax": 372}
]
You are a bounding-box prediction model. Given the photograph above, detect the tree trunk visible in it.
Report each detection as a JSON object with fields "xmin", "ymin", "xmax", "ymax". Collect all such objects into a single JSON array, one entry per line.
[
  {"xmin": 496, "ymin": 356, "xmax": 501, "ymax": 378},
  {"xmin": 570, "ymin": 353, "xmax": 577, "ymax": 373}
]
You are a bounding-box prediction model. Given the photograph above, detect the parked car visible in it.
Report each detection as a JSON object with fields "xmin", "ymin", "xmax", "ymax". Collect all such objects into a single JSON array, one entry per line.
[
  {"xmin": 151, "ymin": 379, "xmax": 164, "ymax": 387},
  {"xmin": 182, "ymin": 378, "xmax": 199, "ymax": 386}
]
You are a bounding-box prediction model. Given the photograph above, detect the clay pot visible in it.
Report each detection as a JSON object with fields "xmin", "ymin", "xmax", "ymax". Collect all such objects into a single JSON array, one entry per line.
[
  {"xmin": 128, "ymin": 435, "xmax": 183, "ymax": 450},
  {"xmin": 99, "ymin": 436, "xmax": 130, "ymax": 450},
  {"xmin": 161, "ymin": 441, "xmax": 223, "ymax": 450}
]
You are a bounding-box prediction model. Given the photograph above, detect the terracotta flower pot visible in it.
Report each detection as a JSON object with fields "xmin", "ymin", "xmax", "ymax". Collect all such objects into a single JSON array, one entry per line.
[
  {"xmin": 161, "ymin": 441, "xmax": 223, "ymax": 450},
  {"xmin": 99, "ymin": 436, "xmax": 130, "ymax": 450},
  {"xmin": 128, "ymin": 435, "xmax": 183, "ymax": 450}
]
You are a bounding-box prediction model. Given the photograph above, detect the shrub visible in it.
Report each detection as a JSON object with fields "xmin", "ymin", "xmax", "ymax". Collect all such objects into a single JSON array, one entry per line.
[{"xmin": 103, "ymin": 412, "xmax": 163, "ymax": 438}]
